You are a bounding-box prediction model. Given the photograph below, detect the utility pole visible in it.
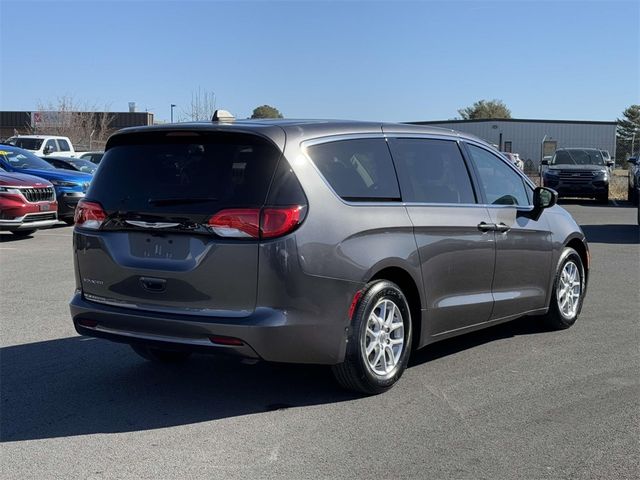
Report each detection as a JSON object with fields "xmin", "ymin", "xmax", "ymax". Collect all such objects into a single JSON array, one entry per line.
[{"xmin": 170, "ymin": 104, "xmax": 176, "ymax": 123}]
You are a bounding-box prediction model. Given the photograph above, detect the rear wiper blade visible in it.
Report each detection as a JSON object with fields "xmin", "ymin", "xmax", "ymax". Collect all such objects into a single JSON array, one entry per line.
[{"xmin": 148, "ymin": 197, "xmax": 218, "ymax": 206}]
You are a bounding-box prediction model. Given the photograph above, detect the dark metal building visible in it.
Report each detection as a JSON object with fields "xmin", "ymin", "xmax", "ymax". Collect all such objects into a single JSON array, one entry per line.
[{"xmin": 0, "ymin": 110, "xmax": 154, "ymax": 140}]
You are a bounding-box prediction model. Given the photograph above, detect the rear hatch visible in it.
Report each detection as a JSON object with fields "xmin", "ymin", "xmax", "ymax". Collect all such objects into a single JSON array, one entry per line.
[{"xmin": 74, "ymin": 129, "xmax": 297, "ymax": 317}]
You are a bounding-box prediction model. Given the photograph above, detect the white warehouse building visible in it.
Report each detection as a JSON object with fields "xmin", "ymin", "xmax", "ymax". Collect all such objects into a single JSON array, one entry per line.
[{"xmin": 408, "ymin": 118, "xmax": 617, "ymax": 171}]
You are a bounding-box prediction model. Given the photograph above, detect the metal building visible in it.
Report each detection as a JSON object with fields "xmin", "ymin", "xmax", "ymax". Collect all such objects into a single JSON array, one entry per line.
[
  {"xmin": 408, "ymin": 118, "xmax": 617, "ymax": 170},
  {"xmin": 0, "ymin": 110, "xmax": 154, "ymax": 140}
]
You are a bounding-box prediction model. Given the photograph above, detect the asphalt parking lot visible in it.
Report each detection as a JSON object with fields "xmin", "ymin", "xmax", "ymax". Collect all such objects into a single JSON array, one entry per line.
[{"xmin": 1, "ymin": 202, "xmax": 638, "ymax": 480}]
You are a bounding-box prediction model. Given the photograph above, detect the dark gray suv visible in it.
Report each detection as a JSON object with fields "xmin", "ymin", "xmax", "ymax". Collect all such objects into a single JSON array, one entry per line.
[
  {"xmin": 70, "ymin": 115, "xmax": 589, "ymax": 394},
  {"xmin": 541, "ymin": 148, "xmax": 613, "ymax": 203}
]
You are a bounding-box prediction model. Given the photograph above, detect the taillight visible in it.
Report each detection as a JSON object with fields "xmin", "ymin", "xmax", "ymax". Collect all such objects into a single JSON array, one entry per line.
[
  {"xmin": 208, "ymin": 209, "xmax": 260, "ymax": 238},
  {"xmin": 208, "ymin": 205, "xmax": 305, "ymax": 239},
  {"xmin": 261, "ymin": 206, "xmax": 305, "ymax": 239},
  {"xmin": 74, "ymin": 200, "xmax": 106, "ymax": 229}
]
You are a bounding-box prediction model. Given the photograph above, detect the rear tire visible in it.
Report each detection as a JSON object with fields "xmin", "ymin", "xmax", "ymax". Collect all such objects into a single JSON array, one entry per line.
[
  {"xmin": 11, "ymin": 230, "xmax": 36, "ymax": 237},
  {"xmin": 542, "ymin": 247, "xmax": 585, "ymax": 330},
  {"xmin": 131, "ymin": 345, "xmax": 192, "ymax": 363},
  {"xmin": 332, "ymin": 280, "xmax": 412, "ymax": 395}
]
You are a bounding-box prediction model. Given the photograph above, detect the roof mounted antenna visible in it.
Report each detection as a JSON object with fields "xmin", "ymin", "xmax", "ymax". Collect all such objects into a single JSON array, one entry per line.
[{"xmin": 212, "ymin": 109, "xmax": 235, "ymax": 122}]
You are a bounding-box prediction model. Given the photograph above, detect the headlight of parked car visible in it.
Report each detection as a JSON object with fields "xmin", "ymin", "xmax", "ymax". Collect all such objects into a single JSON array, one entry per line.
[
  {"xmin": 0, "ymin": 186, "xmax": 22, "ymax": 194},
  {"xmin": 50, "ymin": 180, "xmax": 78, "ymax": 187}
]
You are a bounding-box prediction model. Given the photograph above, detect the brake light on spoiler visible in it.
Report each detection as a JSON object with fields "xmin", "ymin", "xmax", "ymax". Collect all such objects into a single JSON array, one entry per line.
[{"xmin": 208, "ymin": 205, "xmax": 306, "ymax": 239}]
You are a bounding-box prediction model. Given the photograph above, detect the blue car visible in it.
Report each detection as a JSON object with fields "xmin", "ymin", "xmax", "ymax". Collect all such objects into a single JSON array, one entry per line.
[{"xmin": 0, "ymin": 144, "xmax": 92, "ymax": 224}]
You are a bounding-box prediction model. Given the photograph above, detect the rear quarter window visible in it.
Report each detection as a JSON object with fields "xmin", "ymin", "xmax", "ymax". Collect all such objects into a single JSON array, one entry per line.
[{"xmin": 305, "ymin": 138, "xmax": 400, "ymax": 201}]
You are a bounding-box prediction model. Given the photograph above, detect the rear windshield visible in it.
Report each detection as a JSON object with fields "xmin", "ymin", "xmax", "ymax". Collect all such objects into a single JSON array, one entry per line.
[
  {"xmin": 10, "ymin": 138, "xmax": 44, "ymax": 150},
  {"xmin": 88, "ymin": 132, "xmax": 282, "ymax": 214},
  {"xmin": 552, "ymin": 149, "xmax": 604, "ymax": 166}
]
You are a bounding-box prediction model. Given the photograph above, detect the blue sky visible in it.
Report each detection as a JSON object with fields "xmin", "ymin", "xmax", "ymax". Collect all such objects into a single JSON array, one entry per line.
[{"xmin": 1, "ymin": 0, "xmax": 638, "ymax": 122}]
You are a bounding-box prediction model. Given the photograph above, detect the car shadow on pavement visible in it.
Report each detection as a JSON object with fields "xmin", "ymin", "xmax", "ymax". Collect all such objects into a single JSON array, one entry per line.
[
  {"xmin": 1, "ymin": 316, "xmax": 551, "ymax": 443},
  {"xmin": 0, "ymin": 233, "xmax": 34, "ymax": 242},
  {"xmin": 580, "ymin": 224, "xmax": 639, "ymax": 244},
  {"xmin": 0, "ymin": 336, "xmax": 356, "ymax": 442},
  {"xmin": 409, "ymin": 315, "xmax": 550, "ymax": 368}
]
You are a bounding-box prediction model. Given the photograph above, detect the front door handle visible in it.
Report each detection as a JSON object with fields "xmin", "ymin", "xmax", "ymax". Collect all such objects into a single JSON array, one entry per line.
[
  {"xmin": 477, "ymin": 222, "xmax": 497, "ymax": 232},
  {"xmin": 495, "ymin": 223, "xmax": 511, "ymax": 233}
]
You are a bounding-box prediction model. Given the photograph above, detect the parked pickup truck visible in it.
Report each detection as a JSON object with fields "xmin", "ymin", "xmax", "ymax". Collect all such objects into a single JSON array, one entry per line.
[{"xmin": 7, "ymin": 135, "xmax": 81, "ymax": 158}]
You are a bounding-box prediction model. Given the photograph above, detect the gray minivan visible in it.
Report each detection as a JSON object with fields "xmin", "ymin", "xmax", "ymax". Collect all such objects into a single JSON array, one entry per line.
[{"xmin": 70, "ymin": 115, "xmax": 589, "ymax": 394}]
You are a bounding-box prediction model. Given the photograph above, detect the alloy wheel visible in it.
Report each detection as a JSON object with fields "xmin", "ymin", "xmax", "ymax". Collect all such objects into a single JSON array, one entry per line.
[
  {"xmin": 362, "ymin": 299, "xmax": 405, "ymax": 376},
  {"xmin": 557, "ymin": 260, "xmax": 581, "ymax": 318}
]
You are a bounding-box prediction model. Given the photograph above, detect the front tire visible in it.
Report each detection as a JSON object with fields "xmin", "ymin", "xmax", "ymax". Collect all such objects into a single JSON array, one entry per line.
[
  {"xmin": 131, "ymin": 345, "xmax": 192, "ymax": 363},
  {"xmin": 63, "ymin": 218, "xmax": 75, "ymax": 226},
  {"xmin": 332, "ymin": 280, "xmax": 412, "ymax": 395},
  {"xmin": 542, "ymin": 247, "xmax": 585, "ymax": 330}
]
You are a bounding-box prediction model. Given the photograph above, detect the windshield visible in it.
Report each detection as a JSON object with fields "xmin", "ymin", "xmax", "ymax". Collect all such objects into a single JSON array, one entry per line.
[
  {"xmin": 9, "ymin": 138, "xmax": 44, "ymax": 150},
  {"xmin": 68, "ymin": 159, "xmax": 97, "ymax": 173},
  {"xmin": 0, "ymin": 147, "xmax": 56, "ymax": 170},
  {"xmin": 551, "ymin": 149, "xmax": 604, "ymax": 166}
]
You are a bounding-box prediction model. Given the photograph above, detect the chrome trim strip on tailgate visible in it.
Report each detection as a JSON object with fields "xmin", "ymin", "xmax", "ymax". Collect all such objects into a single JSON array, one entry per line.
[{"xmin": 125, "ymin": 220, "xmax": 182, "ymax": 229}]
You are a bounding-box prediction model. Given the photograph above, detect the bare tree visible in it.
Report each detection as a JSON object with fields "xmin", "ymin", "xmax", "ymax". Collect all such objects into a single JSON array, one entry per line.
[
  {"xmin": 34, "ymin": 96, "xmax": 114, "ymax": 150},
  {"xmin": 181, "ymin": 87, "xmax": 217, "ymax": 121}
]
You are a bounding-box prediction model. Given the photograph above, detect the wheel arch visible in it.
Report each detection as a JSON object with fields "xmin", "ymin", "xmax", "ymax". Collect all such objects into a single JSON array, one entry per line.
[
  {"xmin": 565, "ymin": 235, "xmax": 589, "ymax": 285},
  {"xmin": 368, "ymin": 266, "xmax": 423, "ymax": 350}
]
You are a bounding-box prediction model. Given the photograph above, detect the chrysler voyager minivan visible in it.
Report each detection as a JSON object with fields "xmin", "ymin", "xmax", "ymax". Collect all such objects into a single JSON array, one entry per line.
[{"xmin": 70, "ymin": 112, "xmax": 589, "ymax": 394}]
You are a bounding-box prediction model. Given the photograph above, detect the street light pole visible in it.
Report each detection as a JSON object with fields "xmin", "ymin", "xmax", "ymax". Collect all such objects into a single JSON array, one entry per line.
[{"xmin": 170, "ymin": 104, "xmax": 176, "ymax": 123}]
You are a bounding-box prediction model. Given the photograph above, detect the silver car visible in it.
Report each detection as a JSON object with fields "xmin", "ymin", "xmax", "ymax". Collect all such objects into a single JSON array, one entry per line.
[{"xmin": 70, "ymin": 114, "xmax": 589, "ymax": 394}]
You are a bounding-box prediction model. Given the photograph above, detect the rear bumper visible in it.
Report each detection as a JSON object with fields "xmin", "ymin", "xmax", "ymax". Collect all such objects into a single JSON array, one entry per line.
[{"xmin": 70, "ymin": 292, "xmax": 350, "ymax": 364}]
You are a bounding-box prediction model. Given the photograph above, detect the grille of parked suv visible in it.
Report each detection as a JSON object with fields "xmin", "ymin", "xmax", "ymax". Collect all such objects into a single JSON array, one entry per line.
[
  {"xmin": 22, "ymin": 212, "xmax": 57, "ymax": 222},
  {"xmin": 20, "ymin": 187, "xmax": 55, "ymax": 202},
  {"xmin": 558, "ymin": 171, "xmax": 596, "ymax": 184}
]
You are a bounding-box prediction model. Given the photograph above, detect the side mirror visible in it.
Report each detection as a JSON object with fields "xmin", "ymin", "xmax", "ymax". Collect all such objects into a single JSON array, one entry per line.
[
  {"xmin": 628, "ymin": 157, "xmax": 638, "ymax": 165},
  {"xmin": 534, "ymin": 186, "xmax": 557, "ymax": 210},
  {"xmin": 541, "ymin": 159, "xmax": 549, "ymax": 165},
  {"xmin": 43, "ymin": 145, "xmax": 53, "ymax": 155},
  {"xmin": 524, "ymin": 187, "xmax": 557, "ymax": 220},
  {"xmin": 606, "ymin": 160, "xmax": 614, "ymax": 167}
]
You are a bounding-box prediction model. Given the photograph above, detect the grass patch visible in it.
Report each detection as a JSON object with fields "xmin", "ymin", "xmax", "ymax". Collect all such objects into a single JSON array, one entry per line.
[{"xmin": 610, "ymin": 173, "xmax": 628, "ymax": 201}]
